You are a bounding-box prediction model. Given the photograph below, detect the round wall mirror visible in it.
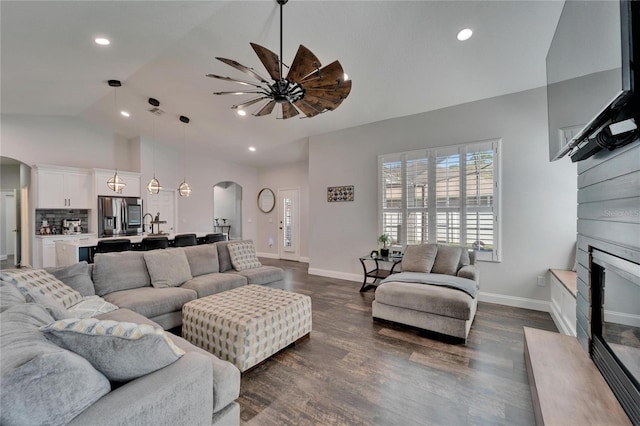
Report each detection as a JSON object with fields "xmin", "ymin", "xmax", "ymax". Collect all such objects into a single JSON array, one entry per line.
[{"xmin": 257, "ymin": 188, "xmax": 275, "ymax": 213}]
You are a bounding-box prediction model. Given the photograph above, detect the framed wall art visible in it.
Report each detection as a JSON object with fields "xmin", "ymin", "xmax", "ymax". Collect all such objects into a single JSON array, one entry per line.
[{"xmin": 327, "ymin": 185, "xmax": 354, "ymax": 202}]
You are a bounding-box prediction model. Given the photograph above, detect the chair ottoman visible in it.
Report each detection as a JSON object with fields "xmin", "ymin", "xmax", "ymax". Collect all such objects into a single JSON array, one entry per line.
[{"xmin": 182, "ymin": 285, "xmax": 312, "ymax": 372}]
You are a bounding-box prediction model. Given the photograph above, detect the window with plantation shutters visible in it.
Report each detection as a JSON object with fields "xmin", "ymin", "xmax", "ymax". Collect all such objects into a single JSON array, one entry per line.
[{"xmin": 378, "ymin": 140, "xmax": 500, "ymax": 262}]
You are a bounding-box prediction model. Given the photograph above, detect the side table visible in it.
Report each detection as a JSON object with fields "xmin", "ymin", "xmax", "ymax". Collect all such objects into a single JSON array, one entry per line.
[{"xmin": 358, "ymin": 254, "xmax": 402, "ymax": 292}]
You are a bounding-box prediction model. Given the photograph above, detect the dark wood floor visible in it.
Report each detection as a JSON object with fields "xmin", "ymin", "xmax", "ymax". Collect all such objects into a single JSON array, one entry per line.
[{"xmin": 240, "ymin": 259, "xmax": 558, "ymax": 426}]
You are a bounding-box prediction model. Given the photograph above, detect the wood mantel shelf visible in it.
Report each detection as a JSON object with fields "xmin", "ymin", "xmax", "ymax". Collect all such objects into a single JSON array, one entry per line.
[{"xmin": 524, "ymin": 327, "xmax": 631, "ymax": 425}]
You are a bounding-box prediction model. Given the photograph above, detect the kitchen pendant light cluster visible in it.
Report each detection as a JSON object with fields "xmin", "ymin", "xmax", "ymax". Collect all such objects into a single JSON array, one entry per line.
[
  {"xmin": 146, "ymin": 97, "xmax": 163, "ymax": 195},
  {"xmin": 104, "ymin": 81, "xmax": 194, "ymax": 196},
  {"xmin": 107, "ymin": 80, "xmax": 127, "ymax": 194},
  {"xmin": 178, "ymin": 115, "xmax": 192, "ymax": 197}
]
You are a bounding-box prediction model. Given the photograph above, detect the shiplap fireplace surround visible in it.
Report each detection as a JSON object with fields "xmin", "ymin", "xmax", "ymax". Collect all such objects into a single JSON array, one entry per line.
[{"xmin": 575, "ymin": 140, "xmax": 640, "ymax": 423}]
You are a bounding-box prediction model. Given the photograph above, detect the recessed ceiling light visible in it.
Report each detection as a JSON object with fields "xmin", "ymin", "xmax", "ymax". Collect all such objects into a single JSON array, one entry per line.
[
  {"xmin": 237, "ymin": 110, "xmax": 247, "ymax": 116},
  {"xmin": 95, "ymin": 38, "xmax": 110, "ymax": 46},
  {"xmin": 120, "ymin": 111, "xmax": 130, "ymax": 118},
  {"xmin": 457, "ymin": 28, "xmax": 473, "ymax": 41},
  {"xmin": 249, "ymin": 146, "xmax": 256, "ymax": 152}
]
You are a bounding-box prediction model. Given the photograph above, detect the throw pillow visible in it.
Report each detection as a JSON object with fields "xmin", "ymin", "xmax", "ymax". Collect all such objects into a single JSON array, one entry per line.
[
  {"xmin": 1, "ymin": 303, "xmax": 110, "ymax": 426},
  {"xmin": 0, "ymin": 269, "xmax": 83, "ymax": 309},
  {"xmin": 143, "ymin": 248, "xmax": 193, "ymax": 288},
  {"xmin": 66, "ymin": 296, "xmax": 119, "ymax": 318},
  {"xmin": 431, "ymin": 244, "xmax": 463, "ymax": 275},
  {"xmin": 227, "ymin": 242, "xmax": 262, "ymax": 272},
  {"xmin": 183, "ymin": 244, "xmax": 219, "ymax": 277},
  {"xmin": 40, "ymin": 318, "xmax": 185, "ymax": 382},
  {"xmin": 45, "ymin": 261, "xmax": 95, "ymax": 296},
  {"xmin": 401, "ymin": 244, "xmax": 438, "ymax": 273},
  {"xmin": 0, "ymin": 280, "xmax": 26, "ymax": 313}
]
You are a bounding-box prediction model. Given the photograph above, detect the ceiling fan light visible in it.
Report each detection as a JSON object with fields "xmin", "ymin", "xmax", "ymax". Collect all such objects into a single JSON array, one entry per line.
[
  {"xmin": 107, "ymin": 170, "xmax": 126, "ymax": 193},
  {"xmin": 237, "ymin": 109, "xmax": 247, "ymax": 116},
  {"xmin": 178, "ymin": 181, "xmax": 192, "ymax": 197},
  {"xmin": 146, "ymin": 176, "xmax": 162, "ymax": 194}
]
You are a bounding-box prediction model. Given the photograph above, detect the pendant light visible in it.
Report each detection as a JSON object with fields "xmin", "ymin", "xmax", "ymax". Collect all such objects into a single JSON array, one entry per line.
[
  {"xmin": 106, "ymin": 80, "xmax": 127, "ymax": 193},
  {"xmin": 178, "ymin": 115, "xmax": 192, "ymax": 197},
  {"xmin": 146, "ymin": 97, "xmax": 163, "ymax": 195}
]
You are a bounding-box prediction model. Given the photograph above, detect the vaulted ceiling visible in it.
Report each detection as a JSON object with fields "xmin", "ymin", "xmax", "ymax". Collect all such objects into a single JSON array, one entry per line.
[{"xmin": 1, "ymin": 1, "xmax": 563, "ymax": 168}]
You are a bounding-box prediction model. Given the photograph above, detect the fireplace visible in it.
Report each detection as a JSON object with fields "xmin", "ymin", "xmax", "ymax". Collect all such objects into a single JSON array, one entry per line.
[{"xmin": 590, "ymin": 248, "xmax": 640, "ymax": 424}]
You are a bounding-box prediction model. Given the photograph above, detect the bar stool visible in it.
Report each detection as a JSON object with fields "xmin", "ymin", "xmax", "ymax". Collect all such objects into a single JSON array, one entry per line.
[
  {"xmin": 173, "ymin": 233, "xmax": 197, "ymax": 247},
  {"xmin": 141, "ymin": 236, "xmax": 169, "ymax": 251},
  {"xmin": 96, "ymin": 239, "xmax": 132, "ymax": 253},
  {"xmin": 205, "ymin": 233, "xmax": 226, "ymax": 243}
]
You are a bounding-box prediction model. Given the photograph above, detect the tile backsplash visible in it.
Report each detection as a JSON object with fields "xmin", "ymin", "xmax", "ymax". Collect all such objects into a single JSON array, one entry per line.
[{"xmin": 35, "ymin": 209, "xmax": 89, "ymax": 235}]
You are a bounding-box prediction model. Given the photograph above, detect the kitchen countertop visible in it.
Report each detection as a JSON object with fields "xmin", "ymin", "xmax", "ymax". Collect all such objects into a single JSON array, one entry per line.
[
  {"xmin": 35, "ymin": 233, "xmax": 96, "ymax": 239},
  {"xmin": 55, "ymin": 232, "xmax": 211, "ymax": 248}
]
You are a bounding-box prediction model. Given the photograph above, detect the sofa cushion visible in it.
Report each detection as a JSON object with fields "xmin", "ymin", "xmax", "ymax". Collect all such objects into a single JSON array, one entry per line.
[
  {"xmin": 181, "ymin": 273, "xmax": 246, "ymax": 298},
  {"xmin": 228, "ymin": 241, "xmax": 262, "ymax": 271},
  {"xmin": 0, "ymin": 268, "xmax": 82, "ymax": 308},
  {"xmin": 375, "ymin": 281, "xmax": 474, "ymax": 320},
  {"xmin": 41, "ymin": 318, "xmax": 185, "ymax": 382},
  {"xmin": 103, "ymin": 287, "xmax": 197, "ymax": 319},
  {"xmin": 217, "ymin": 240, "xmax": 255, "ymax": 272},
  {"xmin": 431, "ymin": 245, "xmax": 463, "ymax": 275},
  {"xmin": 93, "ymin": 251, "xmax": 151, "ymax": 296},
  {"xmin": 1, "ymin": 303, "xmax": 110, "ymax": 426},
  {"xmin": 0, "ymin": 280, "xmax": 26, "ymax": 312},
  {"xmin": 45, "ymin": 261, "xmax": 95, "ymax": 296},
  {"xmin": 183, "ymin": 244, "xmax": 219, "ymax": 277},
  {"xmin": 401, "ymin": 244, "xmax": 438, "ymax": 273},
  {"xmin": 236, "ymin": 266, "xmax": 284, "ymax": 285},
  {"xmin": 144, "ymin": 248, "xmax": 193, "ymax": 288}
]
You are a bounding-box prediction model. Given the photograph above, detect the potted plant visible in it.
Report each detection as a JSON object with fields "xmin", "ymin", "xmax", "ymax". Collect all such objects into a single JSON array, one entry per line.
[{"xmin": 378, "ymin": 234, "xmax": 392, "ymax": 257}]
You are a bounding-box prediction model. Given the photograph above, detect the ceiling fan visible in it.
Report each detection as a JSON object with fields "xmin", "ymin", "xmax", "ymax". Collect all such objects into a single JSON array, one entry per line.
[{"xmin": 206, "ymin": 0, "xmax": 351, "ymax": 119}]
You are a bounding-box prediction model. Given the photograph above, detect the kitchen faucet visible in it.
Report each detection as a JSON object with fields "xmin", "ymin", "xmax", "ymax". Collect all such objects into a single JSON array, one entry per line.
[{"xmin": 142, "ymin": 213, "xmax": 154, "ymax": 233}]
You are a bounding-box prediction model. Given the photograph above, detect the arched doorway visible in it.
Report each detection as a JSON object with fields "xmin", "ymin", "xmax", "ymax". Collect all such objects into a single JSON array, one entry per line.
[{"xmin": 213, "ymin": 181, "xmax": 242, "ymax": 240}]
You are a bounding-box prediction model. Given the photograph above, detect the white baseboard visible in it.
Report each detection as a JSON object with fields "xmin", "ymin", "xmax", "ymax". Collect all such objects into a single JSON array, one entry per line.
[
  {"xmin": 605, "ymin": 310, "xmax": 640, "ymax": 328},
  {"xmin": 256, "ymin": 252, "xmax": 279, "ymax": 259},
  {"xmin": 257, "ymin": 253, "xmax": 310, "ymax": 263},
  {"xmin": 478, "ymin": 291, "xmax": 550, "ymax": 312},
  {"xmin": 308, "ymin": 267, "xmax": 361, "ymax": 283}
]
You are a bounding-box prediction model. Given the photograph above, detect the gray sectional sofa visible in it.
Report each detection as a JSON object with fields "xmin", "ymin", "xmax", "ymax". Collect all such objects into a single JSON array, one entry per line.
[
  {"xmin": 372, "ymin": 244, "xmax": 479, "ymax": 342},
  {"xmin": 92, "ymin": 240, "xmax": 284, "ymax": 329},
  {"xmin": 0, "ymin": 240, "xmax": 284, "ymax": 425}
]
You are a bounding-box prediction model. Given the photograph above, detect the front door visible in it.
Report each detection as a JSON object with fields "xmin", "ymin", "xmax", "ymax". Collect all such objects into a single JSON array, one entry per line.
[{"xmin": 278, "ymin": 188, "xmax": 299, "ymax": 261}]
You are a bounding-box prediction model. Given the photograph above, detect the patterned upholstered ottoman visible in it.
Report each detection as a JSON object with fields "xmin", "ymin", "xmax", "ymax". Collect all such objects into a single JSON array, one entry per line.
[{"xmin": 182, "ymin": 285, "xmax": 312, "ymax": 372}]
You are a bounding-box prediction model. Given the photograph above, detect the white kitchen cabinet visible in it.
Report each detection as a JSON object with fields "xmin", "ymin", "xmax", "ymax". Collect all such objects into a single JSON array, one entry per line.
[
  {"xmin": 93, "ymin": 169, "xmax": 141, "ymax": 198},
  {"xmin": 35, "ymin": 234, "xmax": 96, "ymax": 268},
  {"xmin": 34, "ymin": 166, "xmax": 92, "ymax": 209}
]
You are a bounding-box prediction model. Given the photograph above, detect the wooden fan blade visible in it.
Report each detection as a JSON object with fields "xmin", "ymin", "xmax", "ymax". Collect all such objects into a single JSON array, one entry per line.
[
  {"xmin": 254, "ymin": 100, "xmax": 276, "ymax": 116},
  {"xmin": 300, "ymin": 60, "xmax": 344, "ymax": 87},
  {"xmin": 281, "ymin": 101, "xmax": 299, "ymax": 119},
  {"xmin": 293, "ymin": 99, "xmax": 322, "ymax": 118},
  {"xmin": 250, "ymin": 43, "xmax": 280, "ymax": 81},
  {"xmin": 232, "ymin": 96, "xmax": 268, "ymax": 109},
  {"xmin": 305, "ymin": 80, "xmax": 352, "ymax": 98},
  {"xmin": 213, "ymin": 90, "xmax": 265, "ymax": 95},
  {"xmin": 287, "ymin": 45, "xmax": 321, "ymax": 83},
  {"xmin": 206, "ymin": 73, "xmax": 265, "ymax": 89},
  {"xmin": 216, "ymin": 57, "xmax": 269, "ymax": 83},
  {"xmin": 304, "ymin": 89, "xmax": 347, "ymax": 104}
]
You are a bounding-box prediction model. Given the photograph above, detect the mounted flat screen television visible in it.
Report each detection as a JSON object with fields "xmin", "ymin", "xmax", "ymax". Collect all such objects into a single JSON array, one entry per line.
[{"xmin": 547, "ymin": 0, "xmax": 639, "ymax": 162}]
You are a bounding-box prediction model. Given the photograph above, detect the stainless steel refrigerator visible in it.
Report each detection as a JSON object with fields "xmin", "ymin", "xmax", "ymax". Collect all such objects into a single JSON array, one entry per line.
[{"xmin": 97, "ymin": 196, "xmax": 143, "ymax": 237}]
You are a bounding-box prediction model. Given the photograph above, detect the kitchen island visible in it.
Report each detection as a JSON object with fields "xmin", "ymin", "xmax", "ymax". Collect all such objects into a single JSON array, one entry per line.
[{"xmin": 55, "ymin": 232, "xmax": 212, "ymax": 267}]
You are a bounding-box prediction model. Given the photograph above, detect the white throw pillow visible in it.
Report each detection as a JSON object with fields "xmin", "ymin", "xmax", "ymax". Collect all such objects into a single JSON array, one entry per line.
[{"xmin": 0, "ymin": 269, "xmax": 83, "ymax": 309}]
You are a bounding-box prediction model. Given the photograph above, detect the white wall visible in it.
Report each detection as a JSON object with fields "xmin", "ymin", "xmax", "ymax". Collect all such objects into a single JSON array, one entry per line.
[
  {"xmin": 1, "ymin": 114, "xmax": 259, "ymax": 241},
  {"xmin": 256, "ymin": 160, "xmax": 309, "ymax": 260},
  {"xmin": 308, "ymin": 87, "xmax": 578, "ymax": 307}
]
